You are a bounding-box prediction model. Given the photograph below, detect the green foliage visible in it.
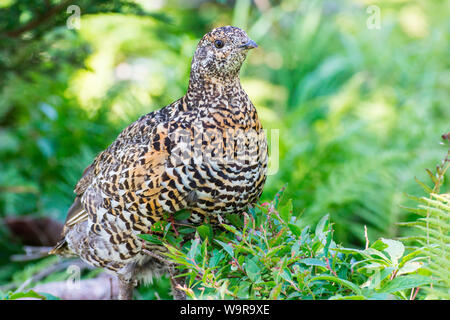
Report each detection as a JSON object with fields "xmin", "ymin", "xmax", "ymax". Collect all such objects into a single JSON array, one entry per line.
[
  {"xmin": 1, "ymin": 289, "xmax": 59, "ymax": 300},
  {"xmin": 0, "ymin": 0, "xmax": 448, "ymax": 299},
  {"xmin": 140, "ymin": 188, "xmax": 432, "ymax": 300},
  {"xmin": 399, "ymin": 141, "xmax": 449, "ymax": 299},
  {"xmin": 246, "ymin": 0, "xmax": 449, "ymax": 245},
  {"xmin": 0, "ymin": 0, "xmax": 447, "ymax": 241}
]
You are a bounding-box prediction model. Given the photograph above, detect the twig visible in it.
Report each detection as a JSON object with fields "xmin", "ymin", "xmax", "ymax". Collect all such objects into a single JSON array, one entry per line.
[
  {"xmin": 389, "ymin": 269, "xmax": 398, "ymax": 281},
  {"xmin": 142, "ymin": 248, "xmax": 173, "ymax": 266},
  {"xmin": 411, "ymin": 287, "xmax": 420, "ymax": 300},
  {"xmin": 10, "ymin": 246, "xmax": 54, "ymax": 262},
  {"xmin": 109, "ymin": 277, "xmax": 113, "ymax": 300},
  {"xmin": 3, "ymin": 0, "xmax": 76, "ymax": 38},
  {"xmin": 0, "ymin": 186, "xmax": 38, "ymax": 194},
  {"xmin": 15, "ymin": 259, "xmax": 89, "ymax": 292},
  {"xmin": 29, "ymin": 274, "xmax": 120, "ymax": 300},
  {"xmin": 324, "ymin": 257, "xmax": 338, "ymax": 277},
  {"xmin": 410, "ymin": 286, "xmax": 420, "ymax": 300}
]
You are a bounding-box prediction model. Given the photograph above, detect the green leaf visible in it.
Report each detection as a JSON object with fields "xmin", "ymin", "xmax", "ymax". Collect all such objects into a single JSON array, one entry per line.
[
  {"xmin": 174, "ymin": 209, "xmax": 191, "ymax": 220},
  {"xmin": 288, "ymin": 223, "xmax": 302, "ymax": 236},
  {"xmin": 245, "ymin": 257, "xmax": 261, "ymax": 283},
  {"xmin": 299, "ymin": 258, "xmax": 327, "ymax": 268},
  {"xmin": 364, "ymin": 248, "xmax": 391, "ymax": 262},
  {"xmin": 269, "ymin": 283, "xmax": 282, "ymax": 299},
  {"xmin": 315, "ymin": 214, "xmax": 330, "ymax": 241},
  {"xmin": 188, "ymin": 237, "xmax": 201, "ymax": 260},
  {"xmin": 378, "ymin": 275, "xmax": 433, "ymax": 294},
  {"xmin": 365, "ymin": 292, "xmax": 393, "ymax": 300},
  {"xmin": 329, "ymin": 294, "xmax": 366, "ymax": 300},
  {"xmin": 280, "ymin": 269, "xmax": 293, "ymax": 283},
  {"xmin": 379, "ymin": 238, "xmax": 405, "ymax": 265},
  {"xmin": 7, "ymin": 290, "xmax": 46, "ymax": 300},
  {"xmin": 137, "ymin": 233, "xmax": 163, "ymax": 245},
  {"xmin": 361, "ymin": 267, "xmax": 394, "ymax": 290},
  {"xmin": 163, "ymin": 222, "xmax": 172, "ymax": 237},
  {"xmin": 279, "ymin": 199, "xmax": 293, "ymax": 223},
  {"xmin": 324, "ymin": 228, "xmax": 334, "ymax": 257},
  {"xmin": 225, "ymin": 213, "xmax": 244, "ymax": 228},
  {"xmin": 236, "ymin": 281, "xmax": 251, "ymax": 298},
  {"xmin": 209, "ymin": 249, "xmax": 225, "ymax": 268},
  {"xmin": 215, "ymin": 240, "xmax": 234, "ymax": 258},
  {"xmin": 370, "ymin": 239, "xmax": 388, "ymax": 251},
  {"xmin": 398, "ymin": 248, "xmax": 424, "ymax": 267},
  {"xmin": 352, "ymin": 259, "xmax": 391, "ymax": 272},
  {"xmin": 397, "ymin": 261, "xmax": 423, "ymax": 276},
  {"xmin": 37, "ymin": 292, "xmax": 60, "ymax": 300},
  {"xmin": 414, "ymin": 177, "xmax": 433, "ymax": 193},
  {"xmin": 220, "ymin": 223, "xmax": 240, "ymax": 235},
  {"xmin": 291, "ymin": 240, "xmax": 301, "ymax": 257},
  {"xmin": 309, "ymin": 275, "xmax": 363, "ymax": 296},
  {"xmin": 272, "ymin": 184, "xmax": 287, "ymax": 208},
  {"xmin": 197, "ymin": 224, "xmax": 212, "ymax": 241},
  {"xmin": 150, "ymin": 220, "xmax": 165, "ymax": 233},
  {"xmin": 178, "ymin": 226, "xmax": 196, "ymax": 235}
]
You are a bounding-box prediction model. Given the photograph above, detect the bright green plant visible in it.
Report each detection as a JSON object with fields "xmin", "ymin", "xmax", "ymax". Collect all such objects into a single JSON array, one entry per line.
[
  {"xmin": 399, "ymin": 136, "xmax": 449, "ymax": 299},
  {"xmin": 0, "ymin": 289, "xmax": 59, "ymax": 300},
  {"xmin": 138, "ymin": 188, "xmax": 433, "ymax": 300},
  {"xmin": 337, "ymin": 238, "xmax": 431, "ymax": 300},
  {"xmin": 0, "ymin": 0, "xmax": 448, "ymax": 300}
]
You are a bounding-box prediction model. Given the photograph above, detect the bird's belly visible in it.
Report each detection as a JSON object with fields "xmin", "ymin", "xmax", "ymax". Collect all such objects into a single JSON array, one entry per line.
[{"xmin": 190, "ymin": 158, "xmax": 266, "ymax": 216}]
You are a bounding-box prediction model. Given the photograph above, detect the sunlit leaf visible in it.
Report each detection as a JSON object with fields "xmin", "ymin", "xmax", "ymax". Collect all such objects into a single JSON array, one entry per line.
[{"xmin": 378, "ymin": 275, "xmax": 433, "ymax": 294}]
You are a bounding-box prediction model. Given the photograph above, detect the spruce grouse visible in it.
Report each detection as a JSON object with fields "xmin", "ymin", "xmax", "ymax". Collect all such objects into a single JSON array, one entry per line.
[{"xmin": 50, "ymin": 26, "xmax": 268, "ymax": 299}]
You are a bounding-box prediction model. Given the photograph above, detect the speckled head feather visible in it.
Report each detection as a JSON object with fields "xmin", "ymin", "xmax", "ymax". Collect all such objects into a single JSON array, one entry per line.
[{"xmin": 190, "ymin": 26, "xmax": 257, "ymax": 84}]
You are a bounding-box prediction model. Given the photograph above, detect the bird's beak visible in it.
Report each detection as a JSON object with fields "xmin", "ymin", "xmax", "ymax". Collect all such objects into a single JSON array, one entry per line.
[{"xmin": 239, "ymin": 39, "xmax": 258, "ymax": 50}]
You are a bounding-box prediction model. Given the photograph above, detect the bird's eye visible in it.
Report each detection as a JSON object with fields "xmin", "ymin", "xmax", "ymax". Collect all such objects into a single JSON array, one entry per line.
[{"xmin": 214, "ymin": 39, "xmax": 224, "ymax": 49}]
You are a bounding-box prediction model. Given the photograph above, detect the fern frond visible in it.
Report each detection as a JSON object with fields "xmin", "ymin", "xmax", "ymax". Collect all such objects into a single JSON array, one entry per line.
[{"xmin": 400, "ymin": 140, "xmax": 449, "ymax": 299}]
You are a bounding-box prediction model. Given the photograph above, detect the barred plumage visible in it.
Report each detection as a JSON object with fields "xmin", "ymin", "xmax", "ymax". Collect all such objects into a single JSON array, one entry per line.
[{"xmin": 51, "ymin": 26, "xmax": 268, "ymax": 299}]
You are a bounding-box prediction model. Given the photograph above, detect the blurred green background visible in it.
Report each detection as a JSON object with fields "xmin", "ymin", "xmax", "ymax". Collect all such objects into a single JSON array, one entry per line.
[{"xmin": 0, "ymin": 0, "xmax": 448, "ymax": 297}]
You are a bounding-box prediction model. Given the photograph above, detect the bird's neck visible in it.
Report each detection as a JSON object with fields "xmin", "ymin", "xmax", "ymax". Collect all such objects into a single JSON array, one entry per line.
[
  {"xmin": 185, "ymin": 74, "xmax": 246, "ymax": 106},
  {"xmin": 182, "ymin": 74, "xmax": 260, "ymax": 131}
]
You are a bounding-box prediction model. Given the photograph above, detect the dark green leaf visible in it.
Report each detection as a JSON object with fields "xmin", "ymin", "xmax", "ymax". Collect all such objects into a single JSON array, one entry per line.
[
  {"xmin": 197, "ymin": 225, "xmax": 212, "ymax": 241},
  {"xmin": 137, "ymin": 233, "xmax": 163, "ymax": 245},
  {"xmin": 288, "ymin": 223, "xmax": 302, "ymax": 236}
]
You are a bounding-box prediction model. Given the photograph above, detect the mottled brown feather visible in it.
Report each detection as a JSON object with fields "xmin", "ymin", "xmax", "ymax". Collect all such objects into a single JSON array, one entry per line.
[{"xmin": 51, "ymin": 26, "xmax": 268, "ymax": 288}]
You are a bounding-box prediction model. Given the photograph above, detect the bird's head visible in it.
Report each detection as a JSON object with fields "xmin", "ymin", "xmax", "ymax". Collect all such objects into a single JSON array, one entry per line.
[{"xmin": 190, "ymin": 26, "xmax": 257, "ymax": 85}]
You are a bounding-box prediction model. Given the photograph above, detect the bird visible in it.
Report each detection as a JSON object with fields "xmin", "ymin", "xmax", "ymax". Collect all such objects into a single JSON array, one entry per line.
[{"xmin": 50, "ymin": 25, "xmax": 268, "ymax": 300}]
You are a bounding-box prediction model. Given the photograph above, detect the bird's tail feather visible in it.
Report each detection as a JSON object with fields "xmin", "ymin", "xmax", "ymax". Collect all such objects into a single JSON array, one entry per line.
[{"xmin": 48, "ymin": 239, "xmax": 75, "ymax": 256}]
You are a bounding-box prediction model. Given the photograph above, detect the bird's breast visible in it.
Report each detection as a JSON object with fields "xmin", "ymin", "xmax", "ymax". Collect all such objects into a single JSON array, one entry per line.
[{"xmin": 170, "ymin": 111, "xmax": 267, "ymax": 216}]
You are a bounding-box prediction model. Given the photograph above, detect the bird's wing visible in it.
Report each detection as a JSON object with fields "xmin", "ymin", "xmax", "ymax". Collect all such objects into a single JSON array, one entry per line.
[
  {"xmin": 64, "ymin": 196, "xmax": 87, "ymax": 228},
  {"xmin": 59, "ymin": 105, "xmax": 182, "ymax": 238},
  {"xmin": 73, "ymin": 103, "xmax": 174, "ymax": 197},
  {"xmin": 82, "ymin": 140, "xmax": 170, "ymax": 225}
]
